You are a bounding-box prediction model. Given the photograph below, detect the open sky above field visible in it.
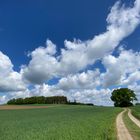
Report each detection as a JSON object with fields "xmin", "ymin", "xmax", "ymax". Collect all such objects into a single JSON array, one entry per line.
[{"xmin": 0, "ymin": 0, "xmax": 140, "ymax": 105}]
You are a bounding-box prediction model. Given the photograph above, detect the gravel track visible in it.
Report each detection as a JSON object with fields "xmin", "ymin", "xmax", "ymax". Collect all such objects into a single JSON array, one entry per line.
[{"xmin": 116, "ymin": 109, "xmax": 133, "ymax": 140}]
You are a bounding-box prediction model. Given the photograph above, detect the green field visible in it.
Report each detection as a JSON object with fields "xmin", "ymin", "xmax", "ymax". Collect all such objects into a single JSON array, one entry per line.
[
  {"xmin": 0, "ymin": 105, "xmax": 122, "ymax": 140},
  {"xmin": 131, "ymin": 105, "xmax": 140, "ymax": 120}
]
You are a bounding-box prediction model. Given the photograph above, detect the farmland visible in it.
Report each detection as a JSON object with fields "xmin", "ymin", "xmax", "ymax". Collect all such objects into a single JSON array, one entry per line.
[{"xmin": 0, "ymin": 105, "xmax": 122, "ymax": 140}]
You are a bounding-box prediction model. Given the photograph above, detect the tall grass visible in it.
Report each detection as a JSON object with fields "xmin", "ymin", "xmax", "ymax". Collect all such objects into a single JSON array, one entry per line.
[
  {"xmin": 0, "ymin": 105, "xmax": 122, "ymax": 140},
  {"xmin": 131, "ymin": 105, "xmax": 140, "ymax": 120}
]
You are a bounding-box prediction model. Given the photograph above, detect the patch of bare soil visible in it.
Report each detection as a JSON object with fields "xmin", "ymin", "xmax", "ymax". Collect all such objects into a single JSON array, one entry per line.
[{"xmin": 0, "ymin": 105, "xmax": 49, "ymax": 110}]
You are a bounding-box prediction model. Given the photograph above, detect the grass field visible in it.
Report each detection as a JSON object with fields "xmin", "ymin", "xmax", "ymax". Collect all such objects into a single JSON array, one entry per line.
[
  {"xmin": 123, "ymin": 110, "xmax": 140, "ymax": 140},
  {"xmin": 131, "ymin": 105, "xmax": 140, "ymax": 120},
  {"xmin": 0, "ymin": 105, "xmax": 122, "ymax": 140}
]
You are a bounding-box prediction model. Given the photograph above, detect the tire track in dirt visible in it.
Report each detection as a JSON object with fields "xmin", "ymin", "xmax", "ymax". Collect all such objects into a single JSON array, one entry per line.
[{"xmin": 116, "ymin": 109, "xmax": 133, "ymax": 140}]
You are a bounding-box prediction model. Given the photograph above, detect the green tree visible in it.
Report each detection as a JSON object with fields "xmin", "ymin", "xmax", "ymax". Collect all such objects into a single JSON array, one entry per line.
[
  {"xmin": 111, "ymin": 88, "xmax": 137, "ymax": 107},
  {"xmin": 7, "ymin": 96, "xmax": 68, "ymax": 105}
]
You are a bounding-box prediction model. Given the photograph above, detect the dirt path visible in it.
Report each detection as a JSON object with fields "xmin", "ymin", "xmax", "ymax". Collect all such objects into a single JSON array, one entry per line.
[
  {"xmin": 116, "ymin": 109, "xmax": 133, "ymax": 140},
  {"xmin": 128, "ymin": 109, "xmax": 140, "ymax": 128}
]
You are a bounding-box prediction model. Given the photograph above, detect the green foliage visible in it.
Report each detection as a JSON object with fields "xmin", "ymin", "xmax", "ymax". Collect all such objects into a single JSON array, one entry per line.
[
  {"xmin": 111, "ymin": 88, "xmax": 137, "ymax": 107},
  {"xmin": 7, "ymin": 96, "xmax": 94, "ymax": 106},
  {"xmin": 0, "ymin": 105, "xmax": 122, "ymax": 140},
  {"xmin": 67, "ymin": 101, "xmax": 94, "ymax": 106},
  {"xmin": 7, "ymin": 96, "xmax": 68, "ymax": 105}
]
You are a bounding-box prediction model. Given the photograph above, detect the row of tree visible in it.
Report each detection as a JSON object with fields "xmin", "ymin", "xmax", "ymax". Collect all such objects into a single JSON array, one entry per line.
[
  {"xmin": 7, "ymin": 96, "xmax": 94, "ymax": 106},
  {"xmin": 7, "ymin": 96, "xmax": 68, "ymax": 105}
]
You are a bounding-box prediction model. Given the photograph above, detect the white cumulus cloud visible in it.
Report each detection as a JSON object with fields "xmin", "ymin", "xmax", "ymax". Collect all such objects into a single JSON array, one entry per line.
[
  {"xmin": 22, "ymin": 0, "xmax": 140, "ymax": 84},
  {"xmin": 102, "ymin": 49, "xmax": 140, "ymax": 87},
  {"xmin": 1, "ymin": 0, "xmax": 140, "ymax": 105},
  {"xmin": 0, "ymin": 52, "xmax": 26, "ymax": 92},
  {"xmin": 58, "ymin": 69, "xmax": 100, "ymax": 90}
]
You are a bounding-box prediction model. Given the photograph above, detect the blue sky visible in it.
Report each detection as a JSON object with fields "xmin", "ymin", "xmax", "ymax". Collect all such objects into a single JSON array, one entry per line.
[
  {"xmin": 0, "ymin": 0, "xmax": 139, "ymax": 69},
  {"xmin": 0, "ymin": 0, "xmax": 140, "ymax": 105}
]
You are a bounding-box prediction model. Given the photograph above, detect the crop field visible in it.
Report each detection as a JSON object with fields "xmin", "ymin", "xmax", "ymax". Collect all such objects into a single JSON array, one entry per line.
[
  {"xmin": 131, "ymin": 105, "xmax": 140, "ymax": 120},
  {"xmin": 0, "ymin": 105, "xmax": 122, "ymax": 140}
]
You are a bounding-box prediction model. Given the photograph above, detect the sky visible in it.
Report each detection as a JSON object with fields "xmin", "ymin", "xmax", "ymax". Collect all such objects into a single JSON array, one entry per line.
[{"xmin": 0, "ymin": 0, "xmax": 140, "ymax": 105}]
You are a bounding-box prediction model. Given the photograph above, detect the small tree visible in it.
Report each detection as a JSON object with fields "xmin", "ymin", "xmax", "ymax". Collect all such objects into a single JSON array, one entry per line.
[{"xmin": 111, "ymin": 88, "xmax": 137, "ymax": 107}]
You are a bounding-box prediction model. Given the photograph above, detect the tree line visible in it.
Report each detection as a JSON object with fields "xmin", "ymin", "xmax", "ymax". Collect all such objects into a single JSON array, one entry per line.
[
  {"xmin": 7, "ymin": 96, "xmax": 68, "ymax": 105},
  {"xmin": 7, "ymin": 96, "xmax": 94, "ymax": 106}
]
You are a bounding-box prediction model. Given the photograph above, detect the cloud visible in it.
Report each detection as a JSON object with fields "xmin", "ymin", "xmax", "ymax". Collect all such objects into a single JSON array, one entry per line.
[
  {"xmin": 58, "ymin": 69, "xmax": 100, "ymax": 90},
  {"xmin": 123, "ymin": 71, "xmax": 140, "ymax": 85},
  {"xmin": 0, "ymin": 95, "xmax": 10, "ymax": 104},
  {"xmin": 102, "ymin": 49, "xmax": 140, "ymax": 87},
  {"xmin": 9, "ymin": 51, "xmax": 140, "ymax": 104},
  {"xmin": 0, "ymin": 52, "xmax": 26, "ymax": 92},
  {"xmin": 22, "ymin": 0, "xmax": 140, "ymax": 84},
  {"xmin": 70, "ymin": 88, "xmax": 112, "ymax": 106},
  {"xmin": 128, "ymin": 82, "xmax": 140, "ymax": 101},
  {"xmin": 1, "ymin": 0, "xmax": 140, "ymax": 105},
  {"xmin": 1, "ymin": 48, "xmax": 140, "ymax": 105},
  {"xmin": 27, "ymin": 84, "xmax": 66, "ymax": 98},
  {"xmin": 21, "ymin": 40, "xmax": 58, "ymax": 84}
]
